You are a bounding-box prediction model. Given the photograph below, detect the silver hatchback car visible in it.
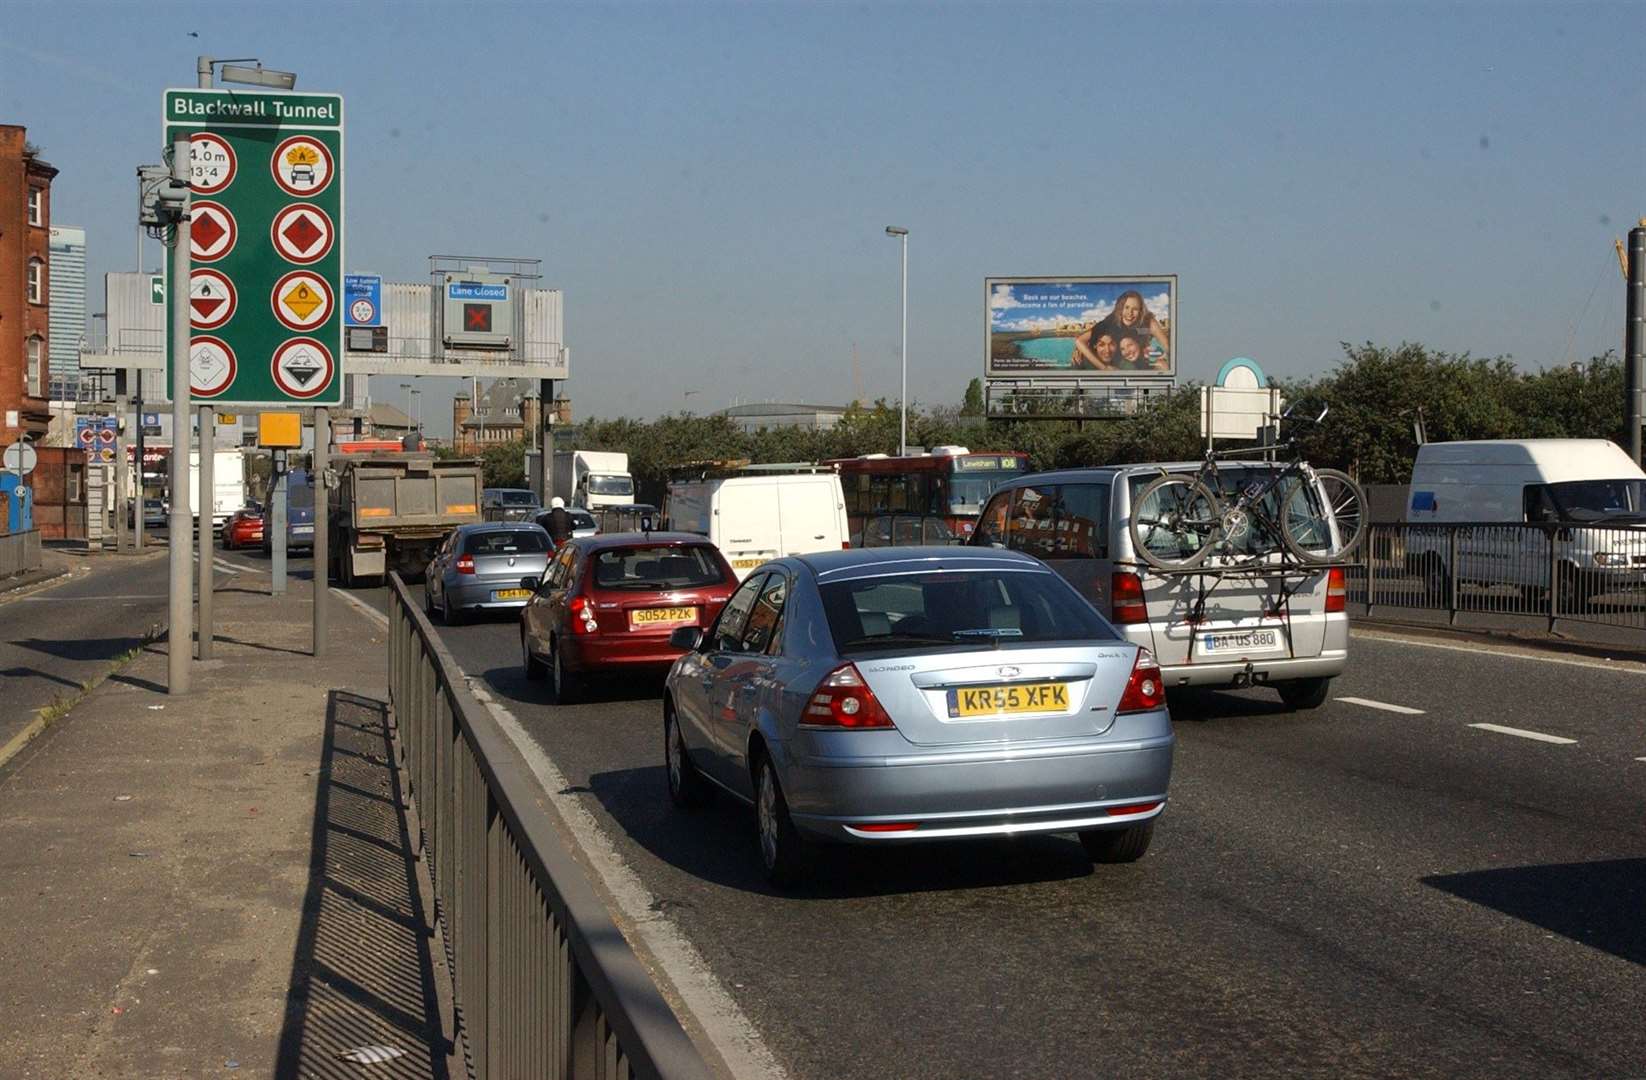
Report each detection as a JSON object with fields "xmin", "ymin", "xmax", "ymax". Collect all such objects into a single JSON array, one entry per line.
[
  {"xmin": 425, "ymin": 522, "xmax": 553, "ymax": 623},
  {"xmin": 663, "ymin": 547, "xmax": 1174, "ymax": 886}
]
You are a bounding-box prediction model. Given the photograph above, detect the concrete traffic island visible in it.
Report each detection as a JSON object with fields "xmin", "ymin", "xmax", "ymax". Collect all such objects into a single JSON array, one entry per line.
[{"xmin": 0, "ymin": 579, "xmax": 458, "ymax": 1077}]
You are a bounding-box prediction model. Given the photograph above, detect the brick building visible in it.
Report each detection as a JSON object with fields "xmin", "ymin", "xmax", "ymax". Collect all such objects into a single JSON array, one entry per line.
[{"xmin": 1, "ymin": 124, "xmax": 56, "ymax": 447}]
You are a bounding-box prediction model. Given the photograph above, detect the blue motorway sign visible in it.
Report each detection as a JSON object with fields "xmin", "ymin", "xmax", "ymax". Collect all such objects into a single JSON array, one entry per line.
[
  {"xmin": 448, "ymin": 283, "xmax": 508, "ymax": 301},
  {"xmin": 344, "ymin": 273, "xmax": 382, "ymax": 327}
]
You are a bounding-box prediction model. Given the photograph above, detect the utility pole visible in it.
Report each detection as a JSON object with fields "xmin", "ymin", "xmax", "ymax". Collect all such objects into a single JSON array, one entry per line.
[
  {"xmin": 1627, "ymin": 224, "xmax": 1645, "ymax": 465},
  {"xmin": 165, "ymin": 128, "xmax": 193, "ymax": 693},
  {"xmin": 114, "ymin": 369, "xmax": 129, "ymax": 552},
  {"xmin": 194, "ymin": 59, "xmax": 215, "ymax": 662}
]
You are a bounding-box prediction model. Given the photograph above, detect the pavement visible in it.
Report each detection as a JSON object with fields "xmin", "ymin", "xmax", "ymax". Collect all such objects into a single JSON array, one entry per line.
[{"xmin": 0, "ymin": 566, "xmax": 457, "ymax": 1078}]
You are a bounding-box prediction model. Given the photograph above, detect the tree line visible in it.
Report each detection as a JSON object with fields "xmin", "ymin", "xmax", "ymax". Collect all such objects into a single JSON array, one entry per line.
[{"xmin": 463, "ymin": 344, "xmax": 1626, "ymax": 497}]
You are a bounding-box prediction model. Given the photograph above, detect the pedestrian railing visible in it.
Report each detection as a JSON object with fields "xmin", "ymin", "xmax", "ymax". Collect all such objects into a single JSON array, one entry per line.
[
  {"xmin": 1344, "ymin": 522, "xmax": 1646, "ymax": 633},
  {"xmin": 387, "ymin": 573, "xmax": 713, "ymax": 1080},
  {"xmin": 0, "ymin": 529, "xmax": 42, "ymax": 579}
]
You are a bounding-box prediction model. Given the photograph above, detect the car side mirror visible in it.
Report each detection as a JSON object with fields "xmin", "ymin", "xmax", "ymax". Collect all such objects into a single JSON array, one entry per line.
[{"xmin": 669, "ymin": 626, "xmax": 704, "ymax": 651}]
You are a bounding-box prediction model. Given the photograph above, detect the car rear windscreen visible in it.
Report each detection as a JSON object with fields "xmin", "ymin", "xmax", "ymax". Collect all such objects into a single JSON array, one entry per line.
[
  {"xmin": 591, "ymin": 545, "xmax": 726, "ymax": 589},
  {"xmin": 500, "ymin": 491, "xmax": 538, "ymax": 506},
  {"xmin": 820, "ymin": 569, "xmax": 1115, "ymax": 652},
  {"xmin": 465, "ymin": 530, "xmax": 550, "ymax": 554}
]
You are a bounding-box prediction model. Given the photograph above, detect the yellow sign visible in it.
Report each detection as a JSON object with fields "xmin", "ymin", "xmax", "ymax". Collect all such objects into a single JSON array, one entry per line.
[
  {"xmin": 258, "ymin": 412, "xmax": 302, "ymax": 448},
  {"xmin": 281, "ymin": 282, "xmax": 322, "ymax": 319},
  {"xmin": 953, "ymin": 683, "xmax": 1069, "ymax": 717},
  {"xmin": 285, "ymin": 145, "xmax": 320, "ymax": 167},
  {"xmin": 218, "ymin": 413, "xmax": 236, "ymax": 424}
]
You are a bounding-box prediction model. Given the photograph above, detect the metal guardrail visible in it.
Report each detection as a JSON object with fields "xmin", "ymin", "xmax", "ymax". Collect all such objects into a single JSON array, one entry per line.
[
  {"xmin": 1345, "ymin": 522, "xmax": 1646, "ymax": 632},
  {"xmin": 0, "ymin": 529, "xmax": 43, "ymax": 578},
  {"xmin": 387, "ymin": 573, "xmax": 714, "ymax": 1080}
]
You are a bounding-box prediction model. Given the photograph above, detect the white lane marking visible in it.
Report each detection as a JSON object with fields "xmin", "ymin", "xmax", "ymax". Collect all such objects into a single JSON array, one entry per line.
[
  {"xmin": 17, "ymin": 594, "xmax": 169, "ymax": 601},
  {"xmin": 331, "ymin": 587, "xmax": 389, "ymax": 629},
  {"xmin": 1637, "ymin": 757, "xmax": 1646, "ymax": 763},
  {"xmin": 1468, "ymin": 723, "xmax": 1577, "ymax": 745},
  {"xmin": 211, "ymin": 558, "xmax": 243, "ymax": 575},
  {"xmin": 1335, "ymin": 696, "xmax": 1426, "ymax": 715},
  {"xmin": 1351, "ymin": 628, "xmax": 1646, "ymax": 676},
  {"xmin": 465, "ymin": 682, "xmax": 790, "ymax": 1080}
]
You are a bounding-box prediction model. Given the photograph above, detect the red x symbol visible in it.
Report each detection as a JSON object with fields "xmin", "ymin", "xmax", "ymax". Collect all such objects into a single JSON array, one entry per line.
[{"xmin": 463, "ymin": 303, "xmax": 492, "ymax": 332}]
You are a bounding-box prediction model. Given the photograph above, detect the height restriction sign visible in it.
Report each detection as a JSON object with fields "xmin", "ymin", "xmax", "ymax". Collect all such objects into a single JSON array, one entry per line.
[{"xmin": 163, "ymin": 87, "xmax": 343, "ymax": 406}]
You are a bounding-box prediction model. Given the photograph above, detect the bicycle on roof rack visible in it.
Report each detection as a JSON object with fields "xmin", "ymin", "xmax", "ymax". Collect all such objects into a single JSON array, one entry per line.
[{"xmin": 1127, "ymin": 403, "xmax": 1368, "ymax": 572}]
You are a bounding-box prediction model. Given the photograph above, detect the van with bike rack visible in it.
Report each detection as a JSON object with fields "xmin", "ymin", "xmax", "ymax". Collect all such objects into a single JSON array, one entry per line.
[{"xmin": 970, "ymin": 458, "xmax": 1364, "ymax": 709}]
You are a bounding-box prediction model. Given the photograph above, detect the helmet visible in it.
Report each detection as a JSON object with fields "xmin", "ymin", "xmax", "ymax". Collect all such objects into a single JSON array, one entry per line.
[{"xmin": 549, "ymin": 496, "xmax": 565, "ymax": 509}]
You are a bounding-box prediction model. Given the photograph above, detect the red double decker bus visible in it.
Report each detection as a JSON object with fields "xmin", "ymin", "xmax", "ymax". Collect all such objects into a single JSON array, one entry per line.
[{"xmin": 825, "ymin": 448, "xmax": 1030, "ymax": 539}]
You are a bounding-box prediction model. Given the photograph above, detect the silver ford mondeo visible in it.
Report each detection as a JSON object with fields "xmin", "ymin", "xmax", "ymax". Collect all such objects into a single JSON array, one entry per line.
[{"xmin": 662, "ymin": 546, "xmax": 1175, "ymax": 886}]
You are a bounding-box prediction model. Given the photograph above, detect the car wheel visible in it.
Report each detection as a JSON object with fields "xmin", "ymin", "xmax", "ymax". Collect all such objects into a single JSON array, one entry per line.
[
  {"xmin": 443, "ymin": 590, "xmax": 465, "ymax": 625},
  {"xmin": 424, "ymin": 587, "xmax": 435, "ymax": 618},
  {"xmin": 522, "ymin": 626, "xmax": 547, "ymax": 681},
  {"xmin": 755, "ymin": 754, "xmax": 807, "ymax": 888},
  {"xmin": 1080, "ymin": 820, "xmax": 1155, "ymax": 864},
  {"xmin": 550, "ymin": 639, "xmax": 583, "ymax": 705},
  {"xmin": 1276, "ymin": 677, "xmax": 1332, "ymax": 710},
  {"xmin": 665, "ymin": 704, "xmax": 712, "ymax": 808}
]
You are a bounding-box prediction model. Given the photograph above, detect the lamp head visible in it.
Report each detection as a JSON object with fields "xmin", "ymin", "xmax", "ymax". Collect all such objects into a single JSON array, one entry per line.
[{"xmin": 885, "ymin": 226, "xmax": 908, "ymax": 236}]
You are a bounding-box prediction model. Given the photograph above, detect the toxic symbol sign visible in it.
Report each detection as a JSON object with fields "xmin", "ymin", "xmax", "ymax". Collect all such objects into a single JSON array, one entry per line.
[
  {"xmin": 188, "ymin": 336, "xmax": 237, "ymax": 398},
  {"xmin": 271, "ymin": 135, "xmax": 334, "ymax": 196},
  {"xmin": 189, "ymin": 201, "xmax": 237, "ymax": 262},
  {"xmin": 271, "ymin": 337, "xmax": 335, "ymax": 399},
  {"xmin": 270, "ymin": 269, "xmax": 334, "ymax": 331},
  {"xmin": 270, "ymin": 203, "xmax": 335, "ymax": 264},
  {"xmin": 189, "ymin": 268, "xmax": 238, "ymax": 330}
]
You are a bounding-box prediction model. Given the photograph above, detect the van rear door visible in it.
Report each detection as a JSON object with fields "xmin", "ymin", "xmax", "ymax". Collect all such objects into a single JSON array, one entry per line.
[
  {"xmin": 1124, "ymin": 468, "xmax": 1332, "ymax": 672},
  {"xmin": 776, "ymin": 476, "xmax": 846, "ymax": 556},
  {"xmin": 716, "ymin": 480, "xmax": 781, "ymax": 580}
]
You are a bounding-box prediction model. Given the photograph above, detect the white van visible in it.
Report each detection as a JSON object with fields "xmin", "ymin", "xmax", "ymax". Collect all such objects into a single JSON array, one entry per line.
[
  {"xmin": 665, "ymin": 473, "xmax": 849, "ymax": 579},
  {"xmin": 1405, "ymin": 439, "xmax": 1646, "ymax": 603}
]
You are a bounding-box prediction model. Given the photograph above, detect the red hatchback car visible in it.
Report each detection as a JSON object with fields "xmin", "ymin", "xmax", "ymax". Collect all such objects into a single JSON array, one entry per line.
[
  {"xmin": 221, "ymin": 507, "xmax": 264, "ymax": 550},
  {"xmin": 520, "ymin": 533, "xmax": 739, "ymax": 703}
]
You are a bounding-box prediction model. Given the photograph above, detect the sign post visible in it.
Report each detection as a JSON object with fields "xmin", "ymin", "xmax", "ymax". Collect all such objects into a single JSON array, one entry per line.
[{"xmin": 165, "ymin": 82, "xmax": 344, "ymax": 662}]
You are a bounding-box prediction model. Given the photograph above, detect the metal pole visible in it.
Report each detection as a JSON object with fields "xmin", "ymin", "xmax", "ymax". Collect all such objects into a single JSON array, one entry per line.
[
  {"xmin": 313, "ymin": 407, "xmax": 329, "ymax": 656},
  {"xmin": 271, "ymin": 450, "xmax": 288, "ymax": 595},
  {"xmin": 540, "ymin": 378, "xmax": 555, "ymax": 500},
  {"xmin": 197, "ymin": 405, "xmax": 214, "ymax": 659},
  {"xmin": 134, "ymin": 385, "xmax": 145, "ymax": 552},
  {"xmin": 114, "ymin": 370, "xmax": 129, "ymax": 552},
  {"xmin": 899, "ymin": 233, "xmax": 908, "ymax": 456},
  {"xmin": 167, "ymin": 132, "xmax": 193, "ymax": 694},
  {"xmin": 1626, "ymin": 225, "xmax": 1644, "ymax": 465}
]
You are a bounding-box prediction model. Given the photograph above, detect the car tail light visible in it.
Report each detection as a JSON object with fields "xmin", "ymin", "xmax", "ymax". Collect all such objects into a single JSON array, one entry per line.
[
  {"xmin": 1111, "ymin": 571, "xmax": 1148, "ymax": 624},
  {"xmin": 842, "ymin": 541, "xmax": 851, "ymax": 549},
  {"xmin": 1116, "ymin": 647, "xmax": 1164, "ymax": 714},
  {"xmin": 800, "ymin": 663, "xmax": 894, "ymax": 729},
  {"xmin": 854, "ymin": 821, "xmax": 919, "ymax": 832},
  {"xmin": 455, "ymin": 554, "xmax": 476, "ymax": 575},
  {"xmin": 1325, "ymin": 567, "xmax": 1346, "ymax": 613},
  {"xmin": 568, "ymin": 594, "xmax": 599, "ymax": 634}
]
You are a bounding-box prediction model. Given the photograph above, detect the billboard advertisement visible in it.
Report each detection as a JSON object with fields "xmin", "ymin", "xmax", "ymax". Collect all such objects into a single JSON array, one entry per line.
[{"xmin": 986, "ymin": 276, "xmax": 1176, "ymax": 378}]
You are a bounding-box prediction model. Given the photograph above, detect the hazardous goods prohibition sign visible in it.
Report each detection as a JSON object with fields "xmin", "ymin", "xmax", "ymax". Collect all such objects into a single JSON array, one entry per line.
[
  {"xmin": 271, "ymin": 135, "xmax": 334, "ymax": 197},
  {"xmin": 269, "ymin": 203, "xmax": 335, "ymax": 265},
  {"xmin": 189, "ymin": 336, "xmax": 236, "ymax": 398},
  {"xmin": 187, "ymin": 132, "xmax": 236, "ymax": 195},
  {"xmin": 271, "ymin": 338, "xmax": 335, "ymax": 399},
  {"xmin": 189, "ymin": 268, "xmax": 237, "ymax": 330},
  {"xmin": 189, "ymin": 201, "xmax": 237, "ymax": 262},
  {"xmin": 271, "ymin": 270, "xmax": 333, "ymax": 331}
]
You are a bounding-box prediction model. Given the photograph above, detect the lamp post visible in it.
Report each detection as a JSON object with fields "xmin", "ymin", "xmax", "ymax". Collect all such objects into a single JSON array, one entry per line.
[
  {"xmin": 885, "ymin": 226, "xmax": 908, "ymax": 456},
  {"xmin": 410, "ymin": 389, "xmax": 422, "ymax": 435}
]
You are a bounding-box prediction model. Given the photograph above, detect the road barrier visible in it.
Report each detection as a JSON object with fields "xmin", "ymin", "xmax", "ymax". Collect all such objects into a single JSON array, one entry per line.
[
  {"xmin": 387, "ymin": 573, "xmax": 713, "ymax": 1080},
  {"xmin": 0, "ymin": 529, "xmax": 42, "ymax": 579},
  {"xmin": 1345, "ymin": 522, "xmax": 1646, "ymax": 633}
]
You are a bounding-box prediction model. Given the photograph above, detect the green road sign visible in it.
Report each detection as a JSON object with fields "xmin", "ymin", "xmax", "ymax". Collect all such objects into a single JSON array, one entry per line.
[
  {"xmin": 150, "ymin": 275, "xmax": 165, "ymax": 304},
  {"xmin": 163, "ymin": 88, "xmax": 344, "ymax": 406}
]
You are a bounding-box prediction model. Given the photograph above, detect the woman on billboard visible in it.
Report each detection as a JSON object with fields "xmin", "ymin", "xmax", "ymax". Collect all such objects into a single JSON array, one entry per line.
[
  {"xmin": 1092, "ymin": 290, "xmax": 1170, "ymax": 360},
  {"xmin": 1071, "ymin": 328, "xmax": 1119, "ymax": 370}
]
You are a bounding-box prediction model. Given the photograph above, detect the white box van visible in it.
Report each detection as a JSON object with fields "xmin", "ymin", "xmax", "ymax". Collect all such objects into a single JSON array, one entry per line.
[
  {"xmin": 1405, "ymin": 439, "xmax": 1646, "ymax": 603},
  {"xmin": 666, "ymin": 473, "xmax": 849, "ymax": 579}
]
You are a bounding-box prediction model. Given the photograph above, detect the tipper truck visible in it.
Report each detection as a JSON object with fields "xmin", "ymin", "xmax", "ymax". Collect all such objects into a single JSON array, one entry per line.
[{"xmin": 327, "ymin": 454, "xmax": 484, "ymax": 587}]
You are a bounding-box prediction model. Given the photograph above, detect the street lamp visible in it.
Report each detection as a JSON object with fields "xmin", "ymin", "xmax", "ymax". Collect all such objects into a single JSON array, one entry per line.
[
  {"xmin": 885, "ymin": 226, "xmax": 908, "ymax": 456},
  {"xmin": 410, "ymin": 390, "xmax": 422, "ymax": 434}
]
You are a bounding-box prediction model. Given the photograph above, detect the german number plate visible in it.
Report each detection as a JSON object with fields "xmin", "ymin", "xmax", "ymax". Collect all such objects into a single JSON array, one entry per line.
[{"xmin": 1200, "ymin": 629, "xmax": 1282, "ymax": 654}]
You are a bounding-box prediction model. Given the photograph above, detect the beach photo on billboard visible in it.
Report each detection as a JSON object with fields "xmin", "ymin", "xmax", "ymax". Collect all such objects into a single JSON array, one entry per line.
[{"xmin": 985, "ymin": 276, "xmax": 1175, "ymax": 378}]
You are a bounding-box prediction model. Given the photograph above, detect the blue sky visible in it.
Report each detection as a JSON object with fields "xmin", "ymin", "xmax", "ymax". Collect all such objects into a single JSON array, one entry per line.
[{"xmin": 6, "ymin": 1, "xmax": 1642, "ymax": 436}]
